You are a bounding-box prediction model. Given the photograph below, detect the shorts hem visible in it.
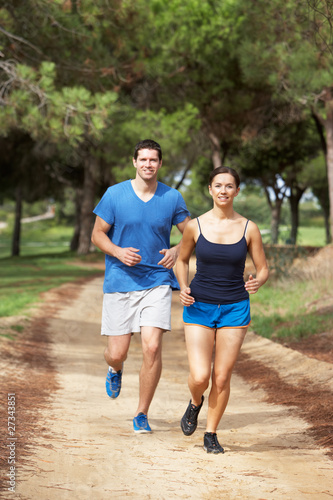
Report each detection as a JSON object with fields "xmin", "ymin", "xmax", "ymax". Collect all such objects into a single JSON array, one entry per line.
[
  {"xmin": 184, "ymin": 321, "xmax": 251, "ymax": 330},
  {"xmin": 140, "ymin": 321, "xmax": 171, "ymax": 332},
  {"xmin": 101, "ymin": 322, "xmax": 171, "ymax": 336},
  {"xmin": 101, "ymin": 330, "xmax": 133, "ymax": 336}
]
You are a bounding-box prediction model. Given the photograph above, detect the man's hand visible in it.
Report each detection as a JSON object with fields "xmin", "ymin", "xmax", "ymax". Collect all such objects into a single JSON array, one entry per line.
[
  {"xmin": 116, "ymin": 247, "xmax": 142, "ymax": 267},
  {"xmin": 158, "ymin": 248, "xmax": 178, "ymax": 269}
]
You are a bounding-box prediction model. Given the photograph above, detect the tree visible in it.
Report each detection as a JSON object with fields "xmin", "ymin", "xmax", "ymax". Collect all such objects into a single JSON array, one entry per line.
[
  {"xmin": 237, "ymin": 115, "xmax": 321, "ymax": 243},
  {"xmin": 0, "ymin": 131, "xmax": 64, "ymax": 255},
  {"xmin": 305, "ymin": 154, "xmax": 331, "ymax": 243},
  {"xmin": 231, "ymin": 0, "xmax": 333, "ymax": 241},
  {"xmin": 0, "ymin": 0, "xmax": 144, "ymax": 254},
  {"xmin": 127, "ymin": 0, "xmax": 273, "ymax": 166}
]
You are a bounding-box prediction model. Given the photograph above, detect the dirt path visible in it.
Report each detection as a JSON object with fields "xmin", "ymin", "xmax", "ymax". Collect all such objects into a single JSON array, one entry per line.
[{"xmin": 2, "ymin": 276, "xmax": 333, "ymax": 499}]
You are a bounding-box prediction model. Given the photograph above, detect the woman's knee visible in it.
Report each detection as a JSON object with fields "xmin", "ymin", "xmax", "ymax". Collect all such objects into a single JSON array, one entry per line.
[
  {"xmin": 190, "ymin": 370, "xmax": 210, "ymax": 390},
  {"xmin": 213, "ymin": 371, "xmax": 232, "ymax": 392}
]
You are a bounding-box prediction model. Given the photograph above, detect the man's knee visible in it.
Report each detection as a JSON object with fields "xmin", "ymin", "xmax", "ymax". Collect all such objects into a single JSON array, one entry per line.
[{"xmin": 104, "ymin": 336, "xmax": 130, "ymax": 364}]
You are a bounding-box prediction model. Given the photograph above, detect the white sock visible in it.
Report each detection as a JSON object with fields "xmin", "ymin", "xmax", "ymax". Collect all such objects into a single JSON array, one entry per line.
[{"xmin": 109, "ymin": 366, "xmax": 121, "ymax": 373}]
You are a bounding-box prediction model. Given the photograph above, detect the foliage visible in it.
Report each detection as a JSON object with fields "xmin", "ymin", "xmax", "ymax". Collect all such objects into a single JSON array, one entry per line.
[
  {"xmin": 0, "ymin": 0, "xmax": 331, "ymax": 251},
  {"xmin": 100, "ymin": 104, "xmax": 202, "ymax": 187}
]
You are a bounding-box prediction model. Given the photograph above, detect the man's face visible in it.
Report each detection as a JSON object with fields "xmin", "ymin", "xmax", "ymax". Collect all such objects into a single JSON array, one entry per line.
[{"xmin": 133, "ymin": 148, "xmax": 162, "ymax": 181}]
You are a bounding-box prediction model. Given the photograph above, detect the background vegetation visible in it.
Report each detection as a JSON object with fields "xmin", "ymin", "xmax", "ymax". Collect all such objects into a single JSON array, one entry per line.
[{"xmin": 1, "ymin": 0, "xmax": 333, "ymax": 256}]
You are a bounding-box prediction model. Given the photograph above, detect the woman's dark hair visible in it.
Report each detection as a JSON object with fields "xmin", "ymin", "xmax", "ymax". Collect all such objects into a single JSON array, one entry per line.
[
  {"xmin": 209, "ymin": 166, "xmax": 240, "ymax": 189},
  {"xmin": 133, "ymin": 139, "xmax": 162, "ymax": 161}
]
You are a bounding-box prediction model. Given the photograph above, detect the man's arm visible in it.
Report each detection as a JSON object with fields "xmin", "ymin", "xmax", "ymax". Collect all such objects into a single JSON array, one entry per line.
[
  {"xmin": 157, "ymin": 216, "xmax": 191, "ymax": 269},
  {"xmin": 91, "ymin": 216, "xmax": 142, "ymax": 267}
]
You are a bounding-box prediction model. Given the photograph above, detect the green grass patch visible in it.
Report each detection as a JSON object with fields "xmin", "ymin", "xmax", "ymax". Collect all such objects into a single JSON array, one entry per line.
[
  {"xmin": 0, "ymin": 220, "xmax": 73, "ymax": 258},
  {"xmin": 0, "ymin": 252, "xmax": 104, "ymax": 317},
  {"xmin": 259, "ymin": 225, "xmax": 327, "ymax": 247},
  {"xmin": 249, "ymin": 276, "xmax": 332, "ymax": 342}
]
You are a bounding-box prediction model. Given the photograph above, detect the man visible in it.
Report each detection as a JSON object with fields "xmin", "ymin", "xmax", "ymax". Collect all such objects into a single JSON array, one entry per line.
[{"xmin": 91, "ymin": 139, "xmax": 190, "ymax": 433}]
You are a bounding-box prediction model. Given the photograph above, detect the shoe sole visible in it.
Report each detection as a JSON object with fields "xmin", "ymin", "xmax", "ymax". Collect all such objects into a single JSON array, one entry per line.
[
  {"xmin": 203, "ymin": 446, "xmax": 224, "ymax": 454},
  {"xmin": 107, "ymin": 393, "xmax": 120, "ymax": 399},
  {"xmin": 133, "ymin": 428, "xmax": 152, "ymax": 434}
]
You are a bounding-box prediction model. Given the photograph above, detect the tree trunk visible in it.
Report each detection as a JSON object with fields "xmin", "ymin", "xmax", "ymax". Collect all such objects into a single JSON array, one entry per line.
[
  {"xmin": 315, "ymin": 88, "xmax": 333, "ymax": 244},
  {"xmin": 313, "ymin": 184, "xmax": 331, "ymax": 245},
  {"xmin": 289, "ymin": 186, "xmax": 306, "ymax": 245},
  {"xmin": 264, "ymin": 185, "xmax": 285, "ymax": 244},
  {"xmin": 270, "ymin": 201, "xmax": 283, "ymax": 244},
  {"xmin": 70, "ymin": 187, "xmax": 82, "ymax": 251},
  {"xmin": 12, "ymin": 186, "xmax": 22, "ymax": 257},
  {"xmin": 324, "ymin": 112, "xmax": 333, "ymax": 244},
  {"xmin": 208, "ymin": 131, "xmax": 222, "ymax": 169},
  {"xmin": 323, "ymin": 205, "xmax": 331, "ymax": 244},
  {"xmin": 77, "ymin": 157, "xmax": 97, "ymax": 255}
]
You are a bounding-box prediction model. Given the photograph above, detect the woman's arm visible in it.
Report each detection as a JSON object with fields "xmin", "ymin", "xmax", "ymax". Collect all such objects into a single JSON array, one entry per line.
[
  {"xmin": 245, "ymin": 221, "xmax": 269, "ymax": 294},
  {"xmin": 175, "ymin": 219, "xmax": 197, "ymax": 306}
]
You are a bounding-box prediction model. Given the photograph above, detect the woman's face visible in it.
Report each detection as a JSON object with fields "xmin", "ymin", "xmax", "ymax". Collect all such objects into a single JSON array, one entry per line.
[{"xmin": 208, "ymin": 173, "xmax": 240, "ymax": 205}]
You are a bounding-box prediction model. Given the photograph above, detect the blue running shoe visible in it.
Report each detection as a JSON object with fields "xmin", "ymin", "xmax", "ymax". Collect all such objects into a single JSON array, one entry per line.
[
  {"xmin": 105, "ymin": 366, "xmax": 122, "ymax": 399},
  {"xmin": 133, "ymin": 413, "xmax": 152, "ymax": 433}
]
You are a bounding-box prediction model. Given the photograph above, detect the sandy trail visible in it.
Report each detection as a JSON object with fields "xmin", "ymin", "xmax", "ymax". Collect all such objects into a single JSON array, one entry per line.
[{"xmin": 11, "ymin": 277, "xmax": 333, "ymax": 499}]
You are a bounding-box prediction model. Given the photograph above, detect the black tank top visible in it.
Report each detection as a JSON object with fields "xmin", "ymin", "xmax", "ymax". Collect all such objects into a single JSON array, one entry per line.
[{"xmin": 189, "ymin": 218, "xmax": 250, "ymax": 305}]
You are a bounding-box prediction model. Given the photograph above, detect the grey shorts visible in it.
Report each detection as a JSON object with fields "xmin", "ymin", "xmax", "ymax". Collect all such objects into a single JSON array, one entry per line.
[{"xmin": 101, "ymin": 285, "xmax": 172, "ymax": 336}]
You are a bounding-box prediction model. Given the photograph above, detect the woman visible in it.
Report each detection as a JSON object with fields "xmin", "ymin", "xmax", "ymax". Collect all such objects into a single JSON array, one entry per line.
[{"xmin": 176, "ymin": 166, "xmax": 269, "ymax": 454}]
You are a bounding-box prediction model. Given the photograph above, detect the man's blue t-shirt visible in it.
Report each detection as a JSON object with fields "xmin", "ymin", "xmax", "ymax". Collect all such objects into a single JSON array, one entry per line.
[{"xmin": 93, "ymin": 180, "xmax": 190, "ymax": 293}]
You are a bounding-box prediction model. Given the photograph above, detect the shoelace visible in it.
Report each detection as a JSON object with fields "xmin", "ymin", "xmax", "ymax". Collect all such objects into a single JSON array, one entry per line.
[
  {"xmin": 188, "ymin": 403, "xmax": 200, "ymax": 420},
  {"xmin": 210, "ymin": 434, "xmax": 219, "ymax": 448},
  {"xmin": 206, "ymin": 433, "xmax": 222, "ymax": 450},
  {"xmin": 137, "ymin": 414, "xmax": 147, "ymax": 427},
  {"xmin": 110, "ymin": 371, "xmax": 121, "ymax": 388}
]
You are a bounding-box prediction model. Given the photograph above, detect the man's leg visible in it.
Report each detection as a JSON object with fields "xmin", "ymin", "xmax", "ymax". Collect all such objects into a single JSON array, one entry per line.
[
  {"xmin": 104, "ymin": 334, "xmax": 131, "ymax": 399},
  {"xmin": 135, "ymin": 326, "xmax": 164, "ymax": 416},
  {"xmin": 104, "ymin": 333, "xmax": 132, "ymax": 372}
]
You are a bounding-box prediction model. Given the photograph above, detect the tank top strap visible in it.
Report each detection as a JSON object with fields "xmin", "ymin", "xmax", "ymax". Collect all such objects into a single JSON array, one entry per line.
[
  {"xmin": 196, "ymin": 217, "xmax": 201, "ymax": 234},
  {"xmin": 243, "ymin": 219, "xmax": 250, "ymax": 237}
]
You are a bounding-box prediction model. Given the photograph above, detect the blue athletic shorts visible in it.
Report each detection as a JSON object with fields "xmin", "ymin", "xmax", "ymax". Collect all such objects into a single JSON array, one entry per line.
[{"xmin": 183, "ymin": 299, "xmax": 251, "ymax": 329}]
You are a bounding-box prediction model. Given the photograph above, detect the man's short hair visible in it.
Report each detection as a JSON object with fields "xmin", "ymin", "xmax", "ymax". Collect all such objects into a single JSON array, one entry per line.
[{"xmin": 133, "ymin": 139, "xmax": 162, "ymax": 161}]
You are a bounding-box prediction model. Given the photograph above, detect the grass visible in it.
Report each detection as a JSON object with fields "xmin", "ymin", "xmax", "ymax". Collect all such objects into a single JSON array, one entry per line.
[
  {"xmin": 0, "ymin": 252, "xmax": 104, "ymax": 318},
  {"xmin": 250, "ymin": 269, "xmax": 332, "ymax": 342},
  {"xmin": 0, "ymin": 220, "xmax": 74, "ymax": 259},
  {"xmin": 260, "ymin": 225, "xmax": 327, "ymax": 247}
]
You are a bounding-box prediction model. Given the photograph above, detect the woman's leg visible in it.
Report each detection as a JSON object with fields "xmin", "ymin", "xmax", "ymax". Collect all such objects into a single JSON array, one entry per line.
[
  {"xmin": 184, "ymin": 324, "xmax": 215, "ymax": 405},
  {"xmin": 206, "ymin": 327, "xmax": 247, "ymax": 433}
]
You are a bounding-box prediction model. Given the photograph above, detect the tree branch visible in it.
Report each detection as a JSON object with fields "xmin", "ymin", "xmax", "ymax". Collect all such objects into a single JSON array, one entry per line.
[{"xmin": 0, "ymin": 26, "xmax": 43, "ymax": 55}]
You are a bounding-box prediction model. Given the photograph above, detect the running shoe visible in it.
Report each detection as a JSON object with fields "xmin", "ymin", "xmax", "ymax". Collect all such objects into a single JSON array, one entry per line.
[
  {"xmin": 133, "ymin": 413, "xmax": 152, "ymax": 433},
  {"xmin": 180, "ymin": 395, "xmax": 204, "ymax": 436},
  {"xmin": 203, "ymin": 432, "xmax": 224, "ymax": 454},
  {"xmin": 105, "ymin": 366, "xmax": 122, "ymax": 399}
]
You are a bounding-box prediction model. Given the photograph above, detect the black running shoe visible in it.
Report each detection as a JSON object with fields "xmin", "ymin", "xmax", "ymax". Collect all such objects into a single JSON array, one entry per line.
[
  {"xmin": 180, "ymin": 396, "xmax": 204, "ymax": 436},
  {"xmin": 203, "ymin": 432, "xmax": 224, "ymax": 454}
]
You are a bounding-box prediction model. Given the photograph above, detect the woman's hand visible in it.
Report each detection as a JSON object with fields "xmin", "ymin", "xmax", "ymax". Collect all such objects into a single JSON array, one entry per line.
[
  {"xmin": 244, "ymin": 274, "xmax": 261, "ymax": 294},
  {"xmin": 179, "ymin": 287, "xmax": 195, "ymax": 306}
]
